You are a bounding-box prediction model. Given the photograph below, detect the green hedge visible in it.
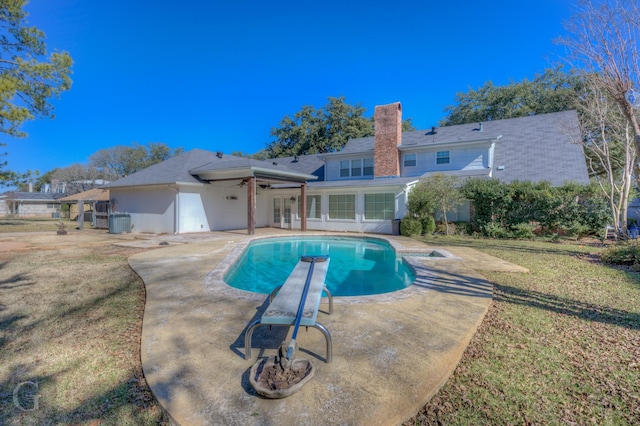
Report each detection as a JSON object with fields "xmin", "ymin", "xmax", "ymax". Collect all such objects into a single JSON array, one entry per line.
[{"xmin": 400, "ymin": 218, "xmax": 423, "ymax": 237}]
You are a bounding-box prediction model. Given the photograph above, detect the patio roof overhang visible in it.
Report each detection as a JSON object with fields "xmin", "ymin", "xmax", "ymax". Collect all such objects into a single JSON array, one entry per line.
[
  {"xmin": 191, "ymin": 166, "xmax": 316, "ymax": 235},
  {"xmin": 192, "ymin": 165, "xmax": 316, "ymax": 186}
]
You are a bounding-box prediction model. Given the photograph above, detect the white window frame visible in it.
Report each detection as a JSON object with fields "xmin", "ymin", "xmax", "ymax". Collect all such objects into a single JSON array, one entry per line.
[
  {"xmin": 364, "ymin": 193, "xmax": 395, "ymax": 221},
  {"xmin": 404, "ymin": 153, "xmax": 417, "ymax": 167},
  {"xmin": 351, "ymin": 159, "xmax": 362, "ymax": 177},
  {"xmin": 340, "ymin": 160, "xmax": 350, "ymax": 177},
  {"xmin": 363, "ymin": 158, "xmax": 374, "ymax": 176},
  {"xmin": 328, "ymin": 193, "xmax": 356, "ymax": 220},
  {"xmin": 297, "ymin": 194, "xmax": 322, "ymax": 220},
  {"xmin": 436, "ymin": 150, "xmax": 450, "ymax": 165}
]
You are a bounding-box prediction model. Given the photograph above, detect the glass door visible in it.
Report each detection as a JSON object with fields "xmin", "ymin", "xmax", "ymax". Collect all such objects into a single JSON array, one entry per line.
[{"xmin": 272, "ymin": 197, "xmax": 292, "ymax": 228}]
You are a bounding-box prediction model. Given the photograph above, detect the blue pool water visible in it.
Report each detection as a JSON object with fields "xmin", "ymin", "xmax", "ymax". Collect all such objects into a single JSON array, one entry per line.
[{"xmin": 224, "ymin": 237, "xmax": 416, "ymax": 296}]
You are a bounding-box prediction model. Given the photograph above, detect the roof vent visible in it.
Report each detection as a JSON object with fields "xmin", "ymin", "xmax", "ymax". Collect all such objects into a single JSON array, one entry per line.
[
  {"xmin": 272, "ymin": 161, "xmax": 278, "ymax": 166},
  {"xmin": 216, "ymin": 151, "xmax": 223, "ymax": 159},
  {"xmin": 479, "ymin": 123, "xmax": 484, "ymax": 132},
  {"xmin": 293, "ymin": 155, "xmax": 298, "ymax": 162}
]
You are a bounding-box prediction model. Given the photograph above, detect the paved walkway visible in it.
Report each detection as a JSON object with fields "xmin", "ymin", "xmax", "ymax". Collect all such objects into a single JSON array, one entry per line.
[{"xmin": 121, "ymin": 230, "xmax": 525, "ymax": 425}]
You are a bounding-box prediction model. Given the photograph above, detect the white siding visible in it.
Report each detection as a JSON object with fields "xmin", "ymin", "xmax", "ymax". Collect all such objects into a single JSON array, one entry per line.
[
  {"xmin": 401, "ymin": 142, "xmax": 492, "ymax": 177},
  {"xmin": 200, "ymin": 181, "xmax": 271, "ymax": 231},
  {"xmin": 111, "ymin": 187, "xmax": 175, "ymax": 234},
  {"xmin": 325, "ymin": 159, "xmax": 342, "ymax": 180},
  {"xmin": 113, "ymin": 182, "xmax": 273, "ymax": 234}
]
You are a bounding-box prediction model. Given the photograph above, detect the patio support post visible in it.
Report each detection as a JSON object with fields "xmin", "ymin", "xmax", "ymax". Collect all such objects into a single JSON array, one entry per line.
[
  {"xmin": 300, "ymin": 183, "xmax": 307, "ymax": 231},
  {"xmin": 247, "ymin": 177, "xmax": 256, "ymax": 235},
  {"xmin": 77, "ymin": 200, "xmax": 84, "ymax": 230}
]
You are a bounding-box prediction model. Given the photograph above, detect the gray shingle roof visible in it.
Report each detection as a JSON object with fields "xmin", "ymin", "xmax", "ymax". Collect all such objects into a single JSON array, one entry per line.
[
  {"xmin": 103, "ymin": 149, "xmax": 218, "ymax": 188},
  {"xmin": 488, "ymin": 110, "xmax": 588, "ymax": 185},
  {"xmin": 267, "ymin": 155, "xmax": 326, "ymax": 181},
  {"xmin": 104, "ymin": 111, "xmax": 588, "ymax": 190},
  {"xmin": 2, "ymin": 191, "xmax": 65, "ymax": 201},
  {"xmin": 103, "ymin": 149, "xmax": 315, "ymax": 189},
  {"xmin": 338, "ymin": 110, "xmax": 588, "ymax": 185}
]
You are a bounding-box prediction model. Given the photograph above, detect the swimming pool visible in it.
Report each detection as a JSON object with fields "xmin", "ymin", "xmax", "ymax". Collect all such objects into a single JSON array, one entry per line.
[{"xmin": 223, "ymin": 236, "xmax": 416, "ymax": 296}]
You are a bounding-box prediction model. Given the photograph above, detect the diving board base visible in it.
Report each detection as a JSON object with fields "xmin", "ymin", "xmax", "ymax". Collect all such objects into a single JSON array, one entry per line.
[{"xmin": 244, "ymin": 321, "xmax": 332, "ymax": 363}]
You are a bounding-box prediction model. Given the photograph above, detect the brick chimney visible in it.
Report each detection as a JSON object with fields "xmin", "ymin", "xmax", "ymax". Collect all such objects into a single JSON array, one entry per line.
[{"xmin": 374, "ymin": 102, "xmax": 402, "ymax": 177}]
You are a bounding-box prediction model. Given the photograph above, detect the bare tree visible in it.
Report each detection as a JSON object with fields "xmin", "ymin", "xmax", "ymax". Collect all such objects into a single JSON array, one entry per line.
[
  {"xmin": 557, "ymin": 0, "xmax": 640, "ymax": 156},
  {"xmin": 571, "ymin": 75, "xmax": 636, "ymax": 238},
  {"xmin": 52, "ymin": 163, "xmax": 105, "ymax": 195},
  {"xmin": 89, "ymin": 142, "xmax": 182, "ymax": 179}
]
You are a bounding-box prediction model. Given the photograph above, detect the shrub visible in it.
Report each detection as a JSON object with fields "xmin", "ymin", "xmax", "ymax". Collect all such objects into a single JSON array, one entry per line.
[
  {"xmin": 462, "ymin": 178, "xmax": 611, "ymax": 238},
  {"xmin": 421, "ymin": 216, "xmax": 436, "ymax": 234},
  {"xmin": 454, "ymin": 222, "xmax": 473, "ymax": 236},
  {"xmin": 400, "ymin": 217, "xmax": 422, "ymax": 237},
  {"xmin": 482, "ymin": 222, "xmax": 509, "ymax": 239},
  {"xmin": 511, "ymin": 223, "xmax": 536, "ymax": 240},
  {"xmin": 566, "ymin": 222, "xmax": 591, "ymax": 240},
  {"xmin": 601, "ymin": 241, "xmax": 640, "ymax": 265}
]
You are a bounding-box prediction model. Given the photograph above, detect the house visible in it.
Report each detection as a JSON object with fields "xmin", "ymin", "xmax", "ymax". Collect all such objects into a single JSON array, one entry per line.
[
  {"xmin": 0, "ymin": 191, "xmax": 65, "ymax": 218},
  {"xmin": 103, "ymin": 103, "xmax": 589, "ymax": 235}
]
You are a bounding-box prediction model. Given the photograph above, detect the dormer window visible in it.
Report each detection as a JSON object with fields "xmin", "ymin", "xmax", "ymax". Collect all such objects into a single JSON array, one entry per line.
[
  {"xmin": 363, "ymin": 158, "xmax": 374, "ymax": 176},
  {"xmin": 351, "ymin": 159, "xmax": 362, "ymax": 177},
  {"xmin": 340, "ymin": 158, "xmax": 374, "ymax": 177},
  {"xmin": 340, "ymin": 160, "xmax": 350, "ymax": 177},
  {"xmin": 404, "ymin": 153, "xmax": 417, "ymax": 167},
  {"xmin": 436, "ymin": 151, "xmax": 450, "ymax": 165}
]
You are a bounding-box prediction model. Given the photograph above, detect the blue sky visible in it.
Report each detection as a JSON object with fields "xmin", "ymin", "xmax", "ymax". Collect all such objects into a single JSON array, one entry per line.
[{"xmin": 7, "ymin": 0, "xmax": 576, "ymax": 177}]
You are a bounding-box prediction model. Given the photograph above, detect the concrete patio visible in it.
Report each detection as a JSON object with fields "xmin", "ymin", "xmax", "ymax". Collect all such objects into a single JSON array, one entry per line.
[{"xmin": 122, "ymin": 229, "xmax": 526, "ymax": 425}]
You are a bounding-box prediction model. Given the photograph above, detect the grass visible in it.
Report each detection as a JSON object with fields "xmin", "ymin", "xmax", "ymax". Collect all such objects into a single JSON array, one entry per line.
[
  {"xmin": 0, "ymin": 217, "xmax": 77, "ymax": 233},
  {"xmin": 2, "ymin": 219, "xmax": 639, "ymax": 424},
  {"xmin": 0, "ymin": 220, "xmax": 167, "ymax": 425},
  {"xmin": 405, "ymin": 235, "xmax": 640, "ymax": 425}
]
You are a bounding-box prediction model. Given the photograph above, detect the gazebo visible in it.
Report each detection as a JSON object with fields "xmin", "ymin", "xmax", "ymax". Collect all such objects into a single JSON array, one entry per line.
[{"xmin": 58, "ymin": 188, "xmax": 110, "ymax": 228}]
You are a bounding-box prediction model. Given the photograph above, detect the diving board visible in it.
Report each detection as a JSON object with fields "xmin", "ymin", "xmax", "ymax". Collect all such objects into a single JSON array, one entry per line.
[{"xmin": 244, "ymin": 256, "xmax": 333, "ymax": 363}]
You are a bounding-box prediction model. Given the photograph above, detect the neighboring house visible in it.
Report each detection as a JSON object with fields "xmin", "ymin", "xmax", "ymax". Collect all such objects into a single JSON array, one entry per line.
[
  {"xmin": 0, "ymin": 191, "xmax": 64, "ymax": 217},
  {"xmin": 103, "ymin": 103, "xmax": 589, "ymax": 235}
]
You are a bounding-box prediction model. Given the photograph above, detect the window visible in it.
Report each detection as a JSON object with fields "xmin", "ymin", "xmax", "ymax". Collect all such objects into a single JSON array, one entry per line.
[
  {"xmin": 340, "ymin": 160, "xmax": 350, "ymax": 177},
  {"xmin": 351, "ymin": 159, "xmax": 362, "ymax": 177},
  {"xmin": 363, "ymin": 158, "xmax": 374, "ymax": 176},
  {"xmin": 328, "ymin": 194, "xmax": 355, "ymax": 219},
  {"xmin": 273, "ymin": 198, "xmax": 281, "ymax": 223},
  {"xmin": 404, "ymin": 153, "xmax": 417, "ymax": 167},
  {"xmin": 298, "ymin": 194, "xmax": 321, "ymax": 219},
  {"xmin": 436, "ymin": 150, "xmax": 450, "ymax": 165},
  {"xmin": 339, "ymin": 158, "xmax": 374, "ymax": 178},
  {"xmin": 364, "ymin": 193, "xmax": 395, "ymax": 220}
]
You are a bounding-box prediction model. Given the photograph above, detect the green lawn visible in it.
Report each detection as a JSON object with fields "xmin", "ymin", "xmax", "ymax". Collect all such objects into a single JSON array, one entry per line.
[{"xmin": 406, "ymin": 235, "xmax": 640, "ymax": 425}]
